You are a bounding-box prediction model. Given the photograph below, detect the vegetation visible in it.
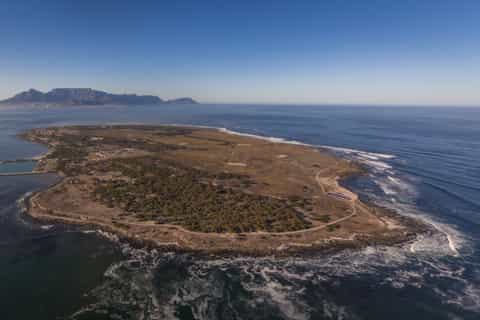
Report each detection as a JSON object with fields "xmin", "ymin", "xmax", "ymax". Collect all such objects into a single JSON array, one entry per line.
[
  {"xmin": 35, "ymin": 126, "xmax": 315, "ymax": 233},
  {"xmin": 91, "ymin": 157, "xmax": 311, "ymax": 233},
  {"xmin": 327, "ymin": 224, "xmax": 341, "ymax": 232},
  {"xmin": 45, "ymin": 129, "xmax": 184, "ymax": 174},
  {"xmin": 47, "ymin": 144, "xmax": 88, "ymax": 175},
  {"xmin": 316, "ymin": 214, "xmax": 331, "ymax": 223}
]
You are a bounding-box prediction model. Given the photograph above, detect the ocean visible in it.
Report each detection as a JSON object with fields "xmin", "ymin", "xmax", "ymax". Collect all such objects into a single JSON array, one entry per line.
[{"xmin": 0, "ymin": 104, "xmax": 479, "ymax": 319}]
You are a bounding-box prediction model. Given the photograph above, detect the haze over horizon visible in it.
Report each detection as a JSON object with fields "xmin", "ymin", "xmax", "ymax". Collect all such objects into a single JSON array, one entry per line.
[{"xmin": 1, "ymin": 0, "xmax": 479, "ymax": 106}]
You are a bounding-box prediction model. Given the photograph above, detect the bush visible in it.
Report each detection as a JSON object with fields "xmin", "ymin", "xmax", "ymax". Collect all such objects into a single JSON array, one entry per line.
[{"xmin": 92, "ymin": 157, "xmax": 311, "ymax": 233}]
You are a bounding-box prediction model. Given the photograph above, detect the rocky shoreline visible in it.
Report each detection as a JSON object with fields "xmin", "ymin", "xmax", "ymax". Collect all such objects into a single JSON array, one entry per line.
[
  {"xmin": 24, "ymin": 189, "xmax": 431, "ymax": 258},
  {"xmin": 20, "ymin": 125, "xmax": 432, "ymax": 257}
]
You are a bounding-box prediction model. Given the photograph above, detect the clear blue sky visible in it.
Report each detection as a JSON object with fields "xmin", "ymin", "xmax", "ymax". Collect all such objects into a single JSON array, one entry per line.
[{"xmin": 1, "ymin": 0, "xmax": 479, "ymax": 105}]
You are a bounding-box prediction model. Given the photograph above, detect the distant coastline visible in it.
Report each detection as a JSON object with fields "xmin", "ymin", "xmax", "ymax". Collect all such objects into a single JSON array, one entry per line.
[{"xmin": 0, "ymin": 88, "xmax": 198, "ymax": 107}]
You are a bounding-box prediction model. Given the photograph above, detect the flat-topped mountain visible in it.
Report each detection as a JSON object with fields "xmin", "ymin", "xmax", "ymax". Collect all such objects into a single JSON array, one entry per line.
[{"xmin": 0, "ymin": 88, "xmax": 198, "ymax": 106}]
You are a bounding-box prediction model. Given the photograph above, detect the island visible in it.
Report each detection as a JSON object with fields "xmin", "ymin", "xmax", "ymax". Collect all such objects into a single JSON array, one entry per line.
[
  {"xmin": 0, "ymin": 88, "xmax": 198, "ymax": 106},
  {"xmin": 21, "ymin": 125, "xmax": 427, "ymax": 255}
]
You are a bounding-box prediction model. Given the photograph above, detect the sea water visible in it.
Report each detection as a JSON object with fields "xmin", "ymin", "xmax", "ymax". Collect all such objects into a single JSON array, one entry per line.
[
  {"xmin": 0, "ymin": 160, "xmax": 37, "ymax": 173},
  {"xmin": 0, "ymin": 104, "xmax": 479, "ymax": 319}
]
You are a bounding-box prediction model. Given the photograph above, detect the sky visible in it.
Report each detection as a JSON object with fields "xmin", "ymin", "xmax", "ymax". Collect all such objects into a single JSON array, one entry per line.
[{"xmin": 0, "ymin": 0, "xmax": 479, "ymax": 106}]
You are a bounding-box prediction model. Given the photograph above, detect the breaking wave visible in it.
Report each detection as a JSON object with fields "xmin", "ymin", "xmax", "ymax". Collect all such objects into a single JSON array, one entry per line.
[
  {"xmin": 70, "ymin": 235, "xmax": 478, "ymax": 320},
  {"xmin": 218, "ymin": 127, "xmax": 310, "ymax": 146},
  {"xmin": 66, "ymin": 128, "xmax": 478, "ymax": 320}
]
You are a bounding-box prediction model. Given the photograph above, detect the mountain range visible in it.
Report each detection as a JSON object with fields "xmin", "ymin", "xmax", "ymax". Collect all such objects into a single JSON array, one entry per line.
[{"xmin": 0, "ymin": 88, "xmax": 197, "ymax": 106}]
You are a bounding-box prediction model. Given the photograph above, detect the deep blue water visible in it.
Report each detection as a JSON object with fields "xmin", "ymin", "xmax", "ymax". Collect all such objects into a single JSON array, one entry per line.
[{"xmin": 0, "ymin": 104, "xmax": 479, "ymax": 319}]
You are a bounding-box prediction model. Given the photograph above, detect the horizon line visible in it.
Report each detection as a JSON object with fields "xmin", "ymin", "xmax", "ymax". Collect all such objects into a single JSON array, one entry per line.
[
  {"xmin": 2, "ymin": 87, "xmax": 480, "ymax": 108},
  {"xmin": 200, "ymin": 101, "xmax": 480, "ymax": 108}
]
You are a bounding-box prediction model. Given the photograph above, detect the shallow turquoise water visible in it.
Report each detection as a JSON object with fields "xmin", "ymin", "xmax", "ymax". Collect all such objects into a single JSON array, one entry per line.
[{"xmin": 0, "ymin": 160, "xmax": 37, "ymax": 173}]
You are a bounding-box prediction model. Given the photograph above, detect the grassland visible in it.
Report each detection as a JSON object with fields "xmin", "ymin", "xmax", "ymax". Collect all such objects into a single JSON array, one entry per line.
[{"xmin": 22, "ymin": 125, "xmax": 426, "ymax": 255}]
